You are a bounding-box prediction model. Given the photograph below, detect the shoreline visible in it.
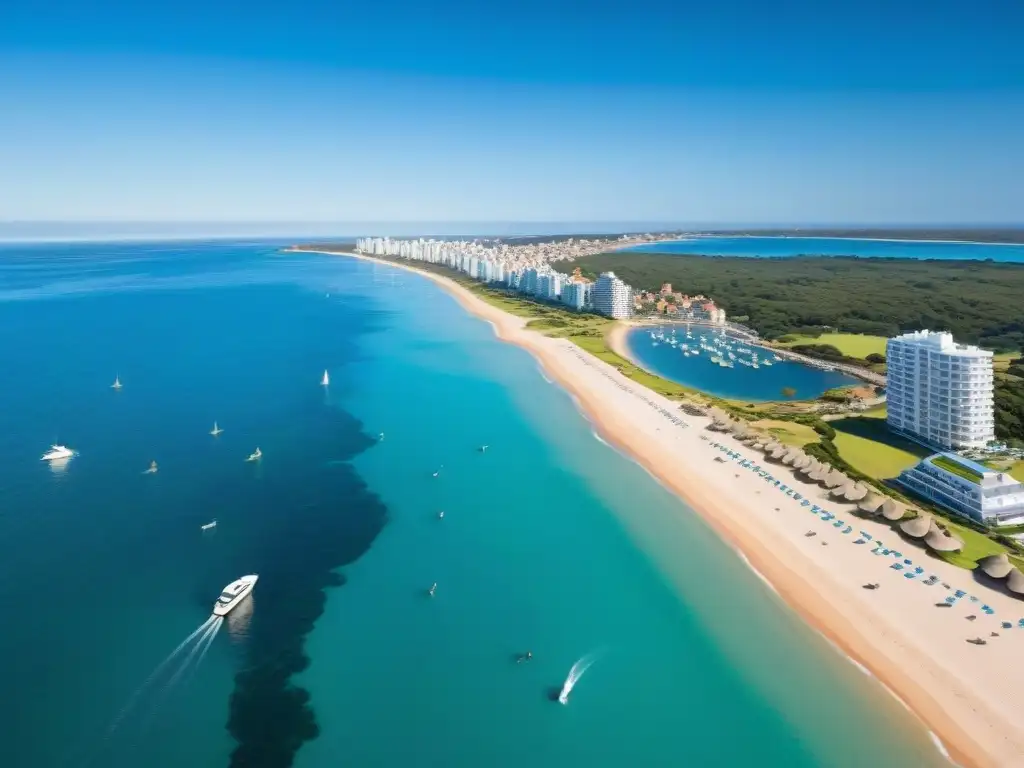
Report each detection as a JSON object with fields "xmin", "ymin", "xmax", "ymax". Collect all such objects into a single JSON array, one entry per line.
[
  {"xmin": 617, "ymin": 234, "xmax": 1024, "ymax": 249},
  {"xmin": 298, "ymin": 248, "xmax": 1024, "ymax": 768}
]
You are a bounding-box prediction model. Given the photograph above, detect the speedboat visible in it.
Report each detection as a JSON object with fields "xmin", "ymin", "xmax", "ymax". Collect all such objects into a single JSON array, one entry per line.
[
  {"xmin": 111, "ymin": 376, "xmax": 123, "ymax": 390},
  {"xmin": 246, "ymin": 448, "xmax": 262, "ymax": 462},
  {"xmin": 201, "ymin": 519, "xmax": 217, "ymax": 531},
  {"xmin": 210, "ymin": 421, "xmax": 224, "ymax": 436},
  {"xmin": 321, "ymin": 370, "xmax": 330, "ymax": 387},
  {"xmin": 438, "ymin": 511, "xmax": 445, "ymax": 520},
  {"xmin": 428, "ymin": 582, "xmax": 437, "ymax": 597},
  {"xmin": 41, "ymin": 445, "xmax": 75, "ymax": 461},
  {"xmin": 143, "ymin": 460, "xmax": 158, "ymax": 474},
  {"xmin": 213, "ymin": 574, "xmax": 258, "ymax": 616}
]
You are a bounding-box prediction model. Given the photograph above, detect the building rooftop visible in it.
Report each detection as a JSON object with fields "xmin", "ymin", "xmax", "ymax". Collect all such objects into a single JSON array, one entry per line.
[{"xmin": 889, "ymin": 329, "xmax": 993, "ymax": 358}]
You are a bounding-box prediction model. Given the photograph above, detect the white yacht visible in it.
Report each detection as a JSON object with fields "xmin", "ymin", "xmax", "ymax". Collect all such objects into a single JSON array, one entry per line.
[
  {"xmin": 213, "ymin": 574, "xmax": 258, "ymax": 616},
  {"xmin": 143, "ymin": 460, "xmax": 158, "ymax": 474},
  {"xmin": 201, "ymin": 519, "xmax": 217, "ymax": 531},
  {"xmin": 41, "ymin": 445, "xmax": 74, "ymax": 461},
  {"xmin": 210, "ymin": 422, "xmax": 224, "ymax": 436},
  {"xmin": 321, "ymin": 370, "xmax": 330, "ymax": 387},
  {"xmin": 246, "ymin": 447, "xmax": 262, "ymax": 462},
  {"xmin": 111, "ymin": 376, "xmax": 123, "ymax": 390}
]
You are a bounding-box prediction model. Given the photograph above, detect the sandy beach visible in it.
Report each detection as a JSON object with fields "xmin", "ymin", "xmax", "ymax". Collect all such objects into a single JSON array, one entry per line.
[{"xmin": 301, "ymin": 249, "xmax": 1024, "ymax": 768}]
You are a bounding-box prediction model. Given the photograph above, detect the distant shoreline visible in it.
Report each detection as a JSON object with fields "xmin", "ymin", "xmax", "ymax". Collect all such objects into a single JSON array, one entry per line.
[
  {"xmin": 293, "ymin": 246, "xmax": 1024, "ymax": 768},
  {"xmin": 619, "ymin": 233, "xmax": 1024, "ymax": 249}
]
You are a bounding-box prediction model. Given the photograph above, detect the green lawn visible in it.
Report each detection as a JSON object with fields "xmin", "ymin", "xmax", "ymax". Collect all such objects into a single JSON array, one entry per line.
[
  {"xmin": 750, "ymin": 419, "xmax": 819, "ymax": 447},
  {"xmin": 777, "ymin": 333, "xmax": 888, "ymax": 359},
  {"xmin": 829, "ymin": 414, "xmax": 930, "ymax": 479},
  {"xmin": 931, "ymin": 455, "xmax": 983, "ymax": 484}
]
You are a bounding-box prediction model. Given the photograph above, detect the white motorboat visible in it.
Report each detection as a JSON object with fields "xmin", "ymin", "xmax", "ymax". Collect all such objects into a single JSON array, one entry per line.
[
  {"xmin": 41, "ymin": 445, "xmax": 74, "ymax": 461},
  {"xmin": 210, "ymin": 421, "xmax": 224, "ymax": 436},
  {"xmin": 143, "ymin": 460, "xmax": 158, "ymax": 474},
  {"xmin": 111, "ymin": 376, "xmax": 123, "ymax": 390},
  {"xmin": 201, "ymin": 519, "xmax": 217, "ymax": 531},
  {"xmin": 213, "ymin": 574, "xmax": 258, "ymax": 616},
  {"xmin": 428, "ymin": 582, "xmax": 437, "ymax": 597},
  {"xmin": 246, "ymin": 447, "xmax": 262, "ymax": 462},
  {"xmin": 321, "ymin": 370, "xmax": 330, "ymax": 387}
]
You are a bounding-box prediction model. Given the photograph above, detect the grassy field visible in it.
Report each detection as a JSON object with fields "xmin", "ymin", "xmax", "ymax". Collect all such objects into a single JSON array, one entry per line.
[
  {"xmin": 749, "ymin": 419, "xmax": 819, "ymax": 447},
  {"xmin": 829, "ymin": 413, "xmax": 930, "ymax": 479},
  {"xmin": 776, "ymin": 333, "xmax": 888, "ymax": 359}
]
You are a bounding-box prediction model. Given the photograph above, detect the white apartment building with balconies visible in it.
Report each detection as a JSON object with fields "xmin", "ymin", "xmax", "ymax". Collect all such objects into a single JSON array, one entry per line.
[
  {"xmin": 886, "ymin": 330, "xmax": 995, "ymax": 451},
  {"xmin": 592, "ymin": 272, "xmax": 632, "ymax": 319}
]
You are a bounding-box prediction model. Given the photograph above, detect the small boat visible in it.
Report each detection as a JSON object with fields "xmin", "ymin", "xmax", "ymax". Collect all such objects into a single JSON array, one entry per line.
[
  {"xmin": 143, "ymin": 460, "xmax": 158, "ymax": 474},
  {"xmin": 111, "ymin": 376, "xmax": 123, "ymax": 390},
  {"xmin": 378, "ymin": 432, "xmax": 385, "ymax": 441},
  {"xmin": 246, "ymin": 447, "xmax": 262, "ymax": 462},
  {"xmin": 321, "ymin": 370, "xmax": 330, "ymax": 387},
  {"xmin": 437, "ymin": 511, "xmax": 445, "ymax": 520},
  {"xmin": 201, "ymin": 519, "xmax": 217, "ymax": 531},
  {"xmin": 210, "ymin": 422, "xmax": 224, "ymax": 436},
  {"xmin": 479, "ymin": 445, "xmax": 488, "ymax": 453},
  {"xmin": 41, "ymin": 445, "xmax": 75, "ymax": 461},
  {"xmin": 428, "ymin": 582, "xmax": 437, "ymax": 597},
  {"xmin": 213, "ymin": 574, "xmax": 258, "ymax": 616}
]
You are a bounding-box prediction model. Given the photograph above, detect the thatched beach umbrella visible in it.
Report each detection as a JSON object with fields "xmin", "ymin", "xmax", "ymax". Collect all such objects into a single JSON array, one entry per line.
[
  {"xmin": 829, "ymin": 483, "xmax": 851, "ymax": 499},
  {"xmin": 880, "ymin": 499, "xmax": 905, "ymax": 521},
  {"xmin": 924, "ymin": 528, "xmax": 963, "ymax": 553},
  {"xmin": 899, "ymin": 514, "xmax": 933, "ymax": 538},
  {"xmin": 1007, "ymin": 568, "xmax": 1024, "ymax": 596},
  {"xmin": 843, "ymin": 483, "xmax": 869, "ymax": 502},
  {"xmin": 781, "ymin": 448, "xmax": 801, "ymax": 465},
  {"xmin": 825, "ymin": 469, "xmax": 848, "ymax": 488},
  {"xmin": 978, "ymin": 553, "xmax": 1013, "ymax": 580},
  {"xmin": 857, "ymin": 494, "xmax": 884, "ymax": 515},
  {"xmin": 799, "ymin": 459, "xmax": 820, "ymax": 475}
]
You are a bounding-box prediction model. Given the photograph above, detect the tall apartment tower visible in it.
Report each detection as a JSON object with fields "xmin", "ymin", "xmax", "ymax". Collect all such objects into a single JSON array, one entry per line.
[
  {"xmin": 592, "ymin": 272, "xmax": 632, "ymax": 319},
  {"xmin": 886, "ymin": 330, "xmax": 995, "ymax": 450}
]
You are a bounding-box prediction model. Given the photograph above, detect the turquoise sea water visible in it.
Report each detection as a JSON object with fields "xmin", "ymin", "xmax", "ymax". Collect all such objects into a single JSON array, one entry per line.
[
  {"xmin": 624, "ymin": 325, "xmax": 859, "ymax": 401},
  {"xmin": 623, "ymin": 235, "xmax": 1024, "ymax": 261},
  {"xmin": 0, "ymin": 242, "xmax": 947, "ymax": 767}
]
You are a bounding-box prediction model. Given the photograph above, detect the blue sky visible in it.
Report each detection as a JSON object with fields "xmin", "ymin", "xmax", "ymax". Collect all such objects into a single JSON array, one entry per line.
[{"xmin": 1, "ymin": 0, "xmax": 1021, "ymax": 225}]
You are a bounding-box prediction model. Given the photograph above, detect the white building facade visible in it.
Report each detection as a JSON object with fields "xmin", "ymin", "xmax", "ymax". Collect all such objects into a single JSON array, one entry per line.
[
  {"xmin": 897, "ymin": 453, "xmax": 1024, "ymax": 525},
  {"xmin": 592, "ymin": 272, "xmax": 632, "ymax": 319},
  {"xmin": 886, "ymin": 330, "xmax": 995, "ymax": 451}
]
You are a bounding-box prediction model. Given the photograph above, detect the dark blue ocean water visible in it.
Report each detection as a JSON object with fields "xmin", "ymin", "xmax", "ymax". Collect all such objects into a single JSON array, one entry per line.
[
  {"xmin": 0, "ymin": 242, "xmax": 946, "ymax": 767},
  {"xmin": 623, "ymin": 235, "xmax": 1024, "ymax": 261},
  {"xmin": 624, "ymin": 325, "xmax": 859, "ymax": 402}
]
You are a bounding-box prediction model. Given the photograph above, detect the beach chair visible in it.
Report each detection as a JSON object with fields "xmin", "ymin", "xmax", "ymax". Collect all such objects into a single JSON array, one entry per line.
[
  {"xmin": 903, "ymin": 559, "xmax": 913, "ymax": 565},
  {"xmin": 945, "ymin": 596, "xmax": 957, "ymax": 604},
  {"xmin": 1018, "ymin": 619, "xmax": 1024, "ymax": 628},
  {"xmin": 968, "ymin": 596, "xmax": 979, "ymax": 603},
  {"xmin": 922, "ymin": 576, "xmax": 939, "ymax": 586},
  {"xmin": 832, "ymin": 520, "xmax": 844, "ymax": 528},
  {"xmin": 891, "ymin": 563, "xmax": 904, "ymax": 571},
  {"xmin": 859, "ymin": 532, "xmax": 873, "ymax": 540},
  {"xmin": 955, "ymin": 589, "xmax": 966, "ymax": 598},
  {"xmin": 1001, "ymin": 622, "xmax": 1012, "ymax": 629},
  {"xmin": 801, "ymin": 500, "xmax": 810, "ymax": 507},
  {"xmin": 854, "ymin": 538, "xmax": 865, "ymax": 544},
  {"xmin": 904, "ymin": 571, "xmax": 918, "ymax": 579}
]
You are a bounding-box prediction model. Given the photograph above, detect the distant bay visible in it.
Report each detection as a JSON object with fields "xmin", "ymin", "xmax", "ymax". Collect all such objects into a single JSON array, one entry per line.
[{"xmin": 621, "ymin": 235, "xmax": 1024, "ymax": 262}]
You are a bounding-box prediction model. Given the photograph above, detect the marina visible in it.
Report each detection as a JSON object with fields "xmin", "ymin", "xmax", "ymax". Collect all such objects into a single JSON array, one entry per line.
[{"xmin": 625, "ymin": 324, "xmax": 860, "ymax": 402}]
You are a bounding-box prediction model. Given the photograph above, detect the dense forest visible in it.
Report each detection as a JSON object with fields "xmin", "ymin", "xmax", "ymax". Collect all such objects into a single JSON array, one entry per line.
[{"xmin": 560, "ymin": 253, "xmax": 1024, "ymax": 351}]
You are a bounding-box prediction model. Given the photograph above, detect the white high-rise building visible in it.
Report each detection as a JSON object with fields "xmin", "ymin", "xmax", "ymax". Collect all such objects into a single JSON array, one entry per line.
[
  {"xmin": 592, "ymin": 272, "xmax": 632, "ymax": 319},
  {"xmin": 886, "ymin": 330, "xmax": 995, "ymax": 450},
  {"xmin": 561, "ymin": 281, "xmax": 592, "ymax": 310}
]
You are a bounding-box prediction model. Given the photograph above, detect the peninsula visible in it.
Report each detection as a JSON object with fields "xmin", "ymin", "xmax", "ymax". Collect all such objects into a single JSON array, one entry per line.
[{"xmin": 293, "ymin": 242, "xmax": 1024, "ymax": 768}]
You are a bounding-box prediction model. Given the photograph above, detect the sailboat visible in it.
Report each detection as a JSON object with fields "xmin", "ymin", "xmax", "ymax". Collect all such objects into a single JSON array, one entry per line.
[
  {"xmin": 210, "ymin": 422, "xmax": 224, "ymax": 436},
  {"xmin": 321, "ymin": 370, "xmax": 330, "ymax": 387},
  {"xmin": 111, "ymin": 375, "xmax": 123, "ymax": 390}
]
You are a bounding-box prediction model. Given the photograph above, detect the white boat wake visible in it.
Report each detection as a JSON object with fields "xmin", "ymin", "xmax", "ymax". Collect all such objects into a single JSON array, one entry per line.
[{"xmin": 557, "ymin": 650, "xmax": 603, "ymax": 705}]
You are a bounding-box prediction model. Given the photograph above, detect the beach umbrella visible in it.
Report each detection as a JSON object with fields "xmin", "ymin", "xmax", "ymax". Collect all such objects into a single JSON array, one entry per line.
[
  {"xmin": 880, "ymin": 499, "xmax": 906, "ymax": 521},
  {"xmin": 899, "ymin": 514, "xmax": 933, "ymax": 538},
  {"xmin": 844, "ymin": 483, "xmax": 869, "ymax": 502},
  {"xmin": 829, "ymin": 483, "xmax": 851, "ymax": 499},
  {"xmin": 809, "ymin": 465, "xmax": 828, "ymax": 481},
  {"xmin": 825, "ymin": 470, "xmax": 848, "ymax": 488},
  {"xmin": 793, "ymin": 455, "xmax": 812, "ymax": 470},
  {"xmin": 781, "ymin": 449, "xmax": 801, "ymax": 465},
  {"xmin": 977, "ymin": 553, "xmax": 1013, "ymax": 580},
  {"xmin": 924, "ymin": 528, "xmax": 963, "ymax": 553},
  {"xmin": 1007, "ymin": 568, "xmax": 1024, "ymax": 596},
  {"xmin": 799, "ymin": 460, "xmax": 820, "ymax": 475},
  {"xmin": 751, "ymin": 441, "xmax": 765, "ymax": 450},
  {"xmin": 857, "ymin": 494, "xmax": 884, "ymax": 515}
]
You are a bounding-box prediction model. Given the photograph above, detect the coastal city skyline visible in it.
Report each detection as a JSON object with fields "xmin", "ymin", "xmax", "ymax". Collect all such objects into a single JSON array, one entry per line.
[{"xmin": 5, "ymin": 1, "xmax": 1024, "ymax": 767}]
